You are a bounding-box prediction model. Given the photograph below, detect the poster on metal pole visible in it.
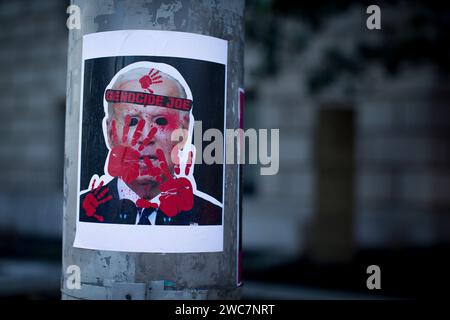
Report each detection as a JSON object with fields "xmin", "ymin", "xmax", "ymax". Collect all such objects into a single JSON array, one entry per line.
[{"xmin": 73, "ymin": 30, "xmax": 227, "ymax": 253}]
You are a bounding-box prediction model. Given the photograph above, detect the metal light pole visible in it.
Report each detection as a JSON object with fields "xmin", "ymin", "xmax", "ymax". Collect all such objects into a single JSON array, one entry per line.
[{"xmin": 62, "ymin": 0, "xmax": 244, "ymax": 300}]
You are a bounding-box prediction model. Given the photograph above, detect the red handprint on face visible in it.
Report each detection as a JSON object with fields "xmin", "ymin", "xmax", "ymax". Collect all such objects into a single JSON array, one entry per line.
[
  {"xmin": 156, "ymin": 150, "xmax": 194, "ymax": 217},
  {"xmin": 82, "ymin": 179, "xmax": 112, "ymax": 222},
  {"xmin": 108, "ymin": 115, "xmax": 157, "ymax": 184},
  {"xmin": 139, "ymin": 68, "xmax": 163, "ymax": 94},
  {"xmin": 138, "ymin": 149, "xmax": 194, "ymax": 217}
]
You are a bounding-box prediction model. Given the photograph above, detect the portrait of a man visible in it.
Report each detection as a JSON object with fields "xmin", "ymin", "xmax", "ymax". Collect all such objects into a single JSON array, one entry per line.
[{"xmin": 78, "ymin": 61, "xmax": 222, "ymax": 226}]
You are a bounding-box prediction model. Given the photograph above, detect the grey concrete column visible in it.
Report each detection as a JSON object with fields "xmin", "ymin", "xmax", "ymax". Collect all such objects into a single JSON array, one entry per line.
[{"xmin": 62, "ymin": 0, "xmax": 244, "ymax": 300}]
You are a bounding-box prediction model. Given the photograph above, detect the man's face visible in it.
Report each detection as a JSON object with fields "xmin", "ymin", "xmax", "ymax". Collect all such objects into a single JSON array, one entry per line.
[{"xmin": 107, "ymin": 76, "xmax": 190, "ymax": 185}]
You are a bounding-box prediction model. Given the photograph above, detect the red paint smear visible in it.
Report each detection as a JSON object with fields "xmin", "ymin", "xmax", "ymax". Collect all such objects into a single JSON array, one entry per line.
[
  {"xmin": 111, "ymin": 119, "xmax": 119, "ymax": 145},
  {"xmin": 108, "ymin": 145, "xmax": 140, "ymax": 184},
  {"xmin": 156, "ymin": 149, "xmax": 171, "ymax": 180},
  {"xmin": 159, "ymin": 177, "xmax": 193, "ymax": 217},
  {"xmin": 139, "ymin": 127, "xmax": 158, "ymax": 151},
  {"xmin": 143, "ymin": 156, "xmax": 161, "ymax": 177},
  {"xmin": 90, "ymin": 179, "xmax": 97, "ymax": 192},
  {"xmin": 136, "ymin": 198, "xmax": 158, "ymax": 209},
  {"xmin": 82, "ymin": 181, "xmax": 112, "ymax": 222},
  {"xmin": 131, "ymin": 118, "xmax": 145, "ymax": 146},
  {"xmin": 139, "ymin": 150, "xmax": 194, "ymax": 217},
  {"xmin": 104, "ymin": 108, "xmax": 195, "ymax": 218},
  {"xmin": 122, "ymin": 115, "xmax": 131, "ymax": 144},
  {"xmin": 185, "ymin": 151, "xmax": 193, "ymax": 175},
  {"xmin": 157, "ymin": 113, "xmax": 182, "ymax": 133}
]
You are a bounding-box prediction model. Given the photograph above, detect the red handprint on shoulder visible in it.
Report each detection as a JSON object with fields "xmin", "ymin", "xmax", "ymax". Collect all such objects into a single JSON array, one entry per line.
[
  {"xmin": 108, "ymin": 115, "xmax": 157, "ymax": 184},
  {"xmin": 137, "ymin": 149, "xmax": 194, "ymax": 217},
  {"xmin": 158, "ymin": 149, "xmax": 194, "ymax": 217},
  {"xmin": 82, "ymin": 179, "xmax": 112, "ymax": 222}
]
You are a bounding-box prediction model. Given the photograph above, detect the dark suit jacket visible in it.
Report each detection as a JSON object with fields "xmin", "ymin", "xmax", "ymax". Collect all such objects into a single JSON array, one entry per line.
[{"xmin": 79, "ymin": 178, "xmax": 222, "ymax": 225}]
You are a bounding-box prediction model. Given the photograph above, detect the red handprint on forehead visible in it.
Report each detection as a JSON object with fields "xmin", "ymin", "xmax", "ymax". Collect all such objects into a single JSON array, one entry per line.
[
  {"xmin": 108, "ymin": 115, "xmax": 157, "ymax": 184},
  {"xmin": 137, "ymin": 149, "xmax": 194, "ymax": 217},
  {"xmin": 82, "ymin": 179, "xmax": 112, "ymax": 222},
  {"xmin": 139, "ymin": 68, "xmax": 163, "ymax": 94}
]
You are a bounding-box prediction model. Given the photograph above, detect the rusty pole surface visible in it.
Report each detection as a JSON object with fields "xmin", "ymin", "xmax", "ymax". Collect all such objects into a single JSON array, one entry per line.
[{"xmin": 62, "ymin": 0, "xmax": 244, "ymax": 300}]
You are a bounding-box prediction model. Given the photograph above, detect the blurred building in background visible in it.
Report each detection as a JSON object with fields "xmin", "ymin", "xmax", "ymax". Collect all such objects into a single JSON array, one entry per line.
[
  {"xmin": 0, "ymin": 0, "xmax": 67, "ymax": 238},
  {"xmin": 243, "ymin": 1, "xmax": 450, "ymax": 298},
  {"xmin": 0, "ymin": 0, "xmax": 449, "ymax": 299},
  {"xmin": 245, "ymin": 0, "xmax": 450, "ymax": 252},
  {"xmin": 0, "ymin": 0, "xmax": 67, "ymax": 298}
]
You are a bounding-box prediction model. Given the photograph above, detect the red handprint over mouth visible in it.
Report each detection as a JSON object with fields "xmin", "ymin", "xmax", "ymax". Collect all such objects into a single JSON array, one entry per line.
[
  {"xmin": 108, "ymin": 115, "xmax": 157, "ymax": 184},
  {"xmin": 82, "ymin": 179, "xmax": 112, "ymax": 222},
  {"xmin": 139, "ymin": 68, "xmax": 163, "ymax": 94},
  {"xmin": 137, "ymin": 150, "xmax": 194, "ymax": 217}
]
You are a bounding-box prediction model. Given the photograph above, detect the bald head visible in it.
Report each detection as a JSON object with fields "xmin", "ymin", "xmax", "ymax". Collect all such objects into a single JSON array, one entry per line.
[{"xmin": 107, "ymin": 67, "xmax": 187, "ymax": 119}]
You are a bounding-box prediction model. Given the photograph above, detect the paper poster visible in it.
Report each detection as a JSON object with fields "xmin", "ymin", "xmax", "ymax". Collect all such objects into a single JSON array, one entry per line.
[{"xmin": 73, "ymin": 30, "xmax": 227, "ymax": 253}]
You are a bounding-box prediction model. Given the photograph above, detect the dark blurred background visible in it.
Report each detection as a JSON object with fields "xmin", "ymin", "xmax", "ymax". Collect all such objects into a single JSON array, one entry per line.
[{"xmin": 1, "ymin": 0, "xmax": 450, "ymax": 299}]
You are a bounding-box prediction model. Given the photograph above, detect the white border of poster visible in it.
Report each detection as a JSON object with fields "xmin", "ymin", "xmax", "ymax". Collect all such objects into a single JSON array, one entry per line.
[{"xmin": 73, "ymin": 30, "xmax": 227, "ymax": 253}]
